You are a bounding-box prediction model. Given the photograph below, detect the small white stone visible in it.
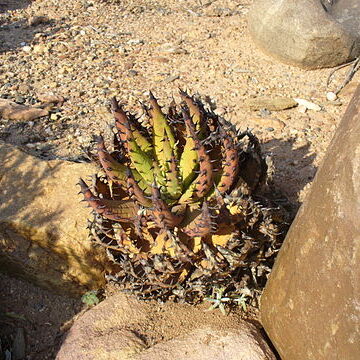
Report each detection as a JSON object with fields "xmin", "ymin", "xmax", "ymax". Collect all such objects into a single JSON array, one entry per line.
[
  {"xmin": 22, "ymin": 46, "xmax": 32, "ymax": 52},
  {"xmin": 298, "ymin": 105, "xmax": 307, "ymax": 113},
  {"xmin": 326, "ymin": 92, "xmax": 337, "ymax": 101},
  {"xmin": 118, "ymin": 46, "xmax": 126, "ymax": 55},
  {"xmin": 127, "ymin": 39, "xmax": 144, "ymax": 45},
  {"xmin": 294, "ymin": 98, "xmax": 321, "ymax": 111}
]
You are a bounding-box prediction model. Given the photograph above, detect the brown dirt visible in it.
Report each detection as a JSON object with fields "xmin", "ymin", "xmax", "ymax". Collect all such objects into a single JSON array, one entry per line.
[
  {"xmin": 0, "ymin": 274, "xmax": 82, "ymax": 359},
  {"xmin": 0, "ymin": 0, "xmax": 359, "ymax": 358},
  {"xmin": 104, "ymin": 283, "xmax": 261, "ymax": 347}
]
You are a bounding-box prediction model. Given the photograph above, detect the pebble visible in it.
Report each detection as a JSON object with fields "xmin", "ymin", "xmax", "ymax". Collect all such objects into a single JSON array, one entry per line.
[
  {"xmin": 15, "ymin": 96, "xmax": 25, "ymax": 104},
  {"xmin": 22, "ymin": 46, "xmax": 32, "ymax": 53},
  {"xmin": 127, "ymin": 39, "xmax": 144, "ymax": 45},
  {"xmin": 294, "ymin": 98, "xmax": 321, "ymax": 111},
  {"xmin": 153, "ymin": 56, "xmax": 170, "ymax": 63},
  {"xmin": 33, "ymin": 44, "xmax": 48, "ymax": 54},
  {"xmin": 50, "ymin": 113, "xmax": 59, "ymax": 121},
  {"xmin": 128, "ymin": 70, "xmax": 138, "ymax": 76},
  {"xmin": 326, "ymin": 91, "xmax": 337, "ymax": 101},
  {"xmin": 44, "ymin": 127, "xmax": 54, "ymax": 135},
  {"xmin": 164, "ymin": 74, "xmax": 180, "ymax": 83},
  {"xmin": 158, "ymin": 43, "xmax": 187, "ymax": 54},
  {"xmin": 37, "ymin": 93, "xmax": 65, "ymax": 104},
  {"xmin": 28, "ymin": 15, "xmax": 50, "ymax": 26},
  {"xmin": 118, "ymin": 47, "xmax": 127, "ymax": 55},
  {"xmin": 248, "ymin": 117, "xmax": 286, "ymax": 130},
  {"xmin": 48, "ymin": 82, "xmax": 59, "ymax": 89},
  {"xmin": 18, "ymin": 84, "xmax": 31, "ymax": 94}
]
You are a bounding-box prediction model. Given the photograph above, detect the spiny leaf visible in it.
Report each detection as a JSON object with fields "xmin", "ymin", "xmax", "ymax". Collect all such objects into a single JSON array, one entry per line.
[
  {"xmin": 184, "ymin": 112, "xmax": 213, "ymax": 199},
  {"xmin": 96, "ymin": 135, "xmax": 150, "ymax": 194},
  {"xmin": 112, "ymin": 97, "xmax": 153, "ymax": 154},
  {"xmin": 150, "ymin": 231, "xmax": 175, "ymax": 256},
  {"xmin": 216, "ymin": 126, "xmax": 240, "ymax": 194},
  {"xmin": 183, "ymin": 201, "xmax": 213, "ymax": 238},
  {"xmin": 151, "ymin": 184, "xmax": 183, "ymax": 228},
  {"xmin": 126, "ymin": 169, "xmax": 152, "ymax": 207},
  {"xmin": 164, "ymin": 153, "xmax": 182, "ymax": 200},
  {"xmin": 179, "ymin": 90, "xmax": 204, "ymax": 136},
  {"xmin": 149, "ymin": 92, "xmax": 177, "ymax": 171},
  {"xmin": 96, "ymin": 135, "xmax": 128, "ymax": 186},
  {"xmin": 79, "ymin": 178, "xmax": 137, "ymax": 222},
  {"xmin": 128, "ymin": 131, "xmax": 155, "ymax": 185},
  {"xmin": 179, "ymin": 108, "xmax": 198, "ymax": 190}
]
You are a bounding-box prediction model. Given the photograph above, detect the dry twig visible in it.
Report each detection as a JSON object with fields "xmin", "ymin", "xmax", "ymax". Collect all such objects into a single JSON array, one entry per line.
[{"xmin": 327, "ymin": 57, "xmax": 360, "ymax": 95}]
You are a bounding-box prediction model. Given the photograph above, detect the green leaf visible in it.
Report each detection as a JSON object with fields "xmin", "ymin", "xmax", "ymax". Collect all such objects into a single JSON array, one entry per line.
[
  {"xmin": 150, "ymin": 93, "xmax": 176, "ymax": 171},
  {"xmin": 128, "ymin": 136, "xmax": 154, "ymax": 185},
  {"xmin": 179, "ymin": 132, "xmax": 198, "ymax": 190}
]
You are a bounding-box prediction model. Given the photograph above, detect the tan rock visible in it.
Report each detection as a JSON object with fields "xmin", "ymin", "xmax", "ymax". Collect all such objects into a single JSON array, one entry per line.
[
  {"xmin": 56, "ymin": 293, "xmax": 148, "ymax": 360},
  {"xmin": 136, "ymin": 327, "xmax": 276, "ymax": 360},
  {"xmin": 248, "ymin": 0, "xmax": 360, "ymax": 69},
  {"xmin": 56, "ymin": 292, "xmax": 276, "ymax": 360},
  {"xmin": 32, "ymin": 44, "xmax": 49, "ymax": 54},
  {"xmin": 18, "ymin": 84, "xmax": 31, "ymax": 94},
  {"xmin": 260, "ymin": 85, "xmax": 360, "ymax": 359},
  {"xmin": 28, "ymin": 15, "xmax": 50, "ymax": 27},
  {"xmin": 246, "ymin": 97, "xmax": 297, "ymax": 111},
  {"xmin": 37, "ymin": 93, "xmax": 65, "ymax": 105},
  {"xmin": 0, "ymin": 143, "xmax": 109, "ymax": 295},
  {"xmin": 0, "ymin": 99, "xmax": 48, "ymax": 121},
  {"xmin": 294, "ymin": 98, "xmax": 322, "ymax": 111}
]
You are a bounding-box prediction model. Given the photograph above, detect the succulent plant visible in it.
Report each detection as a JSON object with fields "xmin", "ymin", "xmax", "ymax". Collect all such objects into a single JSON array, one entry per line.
[{"xmin": 79, "ymin": 91, "xmax": 287, "ymax": 305}]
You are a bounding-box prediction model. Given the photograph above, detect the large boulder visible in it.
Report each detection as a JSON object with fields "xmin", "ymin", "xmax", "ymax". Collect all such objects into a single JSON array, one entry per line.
[
  {"xmin": 248, "ymin": 0, "xmax": 360, "ymax": 69},
  {"xmin": 56, "ymin": 292, "xmax": 276, "ymax": 360},
  {"xmin": 0, "ymin": 143, "xmax": 110, "ymax": 295},
  {"xmin": 136, "ymin": 327, "xmax": 276, "ymax": 360},
  {"xmin": 331, "ymin": 0, "xmax": 360, "ymax": 36},
  {"xmin": 260, "ymin": 85, "xmax": 360, "ymax": 358}
]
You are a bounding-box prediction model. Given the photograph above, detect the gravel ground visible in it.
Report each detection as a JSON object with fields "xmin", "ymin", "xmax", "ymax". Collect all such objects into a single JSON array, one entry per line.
[
  {"xmin": 1, "ymin": 0, "xmax": 359, "ymax": 358},
  {"xmin": 1, "ymin": 0, "xmax": 359, "ymax": 205}
]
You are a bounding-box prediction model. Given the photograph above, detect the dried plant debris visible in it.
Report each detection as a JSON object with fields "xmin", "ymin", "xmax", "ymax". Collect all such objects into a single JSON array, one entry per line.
[{"xmin": 79, "ymin": 90, "xmax": 289, "ymax": 307}]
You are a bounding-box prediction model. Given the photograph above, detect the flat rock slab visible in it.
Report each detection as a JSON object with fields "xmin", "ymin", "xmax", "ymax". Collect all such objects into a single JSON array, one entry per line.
[
  {"xmin": 0, "ymin": 143, "xmax": 110, "ymax": 295},
  {"xmin": 0, "ymin": 99, "xmax": 49, "ymax": 121},
  {"xmin": 56, "ymin": 292, "xmax": 276, "ymax": 360},
  {"xmin": 248, "ymin": 0, "xmax": 360, "ymax": 69},
  {"xmin": 246, "ymin": 97, "xmax": 297, "ymax": 111},
  {"xmin": 260, "ymin": 85, "xmax": 360, "ymax": 358}
]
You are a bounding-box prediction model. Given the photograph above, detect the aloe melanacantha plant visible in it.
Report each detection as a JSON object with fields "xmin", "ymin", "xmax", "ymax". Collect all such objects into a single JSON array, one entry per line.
[{"xmin": 79, "ymin": 91, "xmax": 287, "ymax": 304}]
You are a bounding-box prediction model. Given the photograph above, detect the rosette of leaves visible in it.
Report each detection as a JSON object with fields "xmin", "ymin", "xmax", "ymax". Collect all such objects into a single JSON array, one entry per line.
[{"xmin": 79, "ymin": 91, "xmax": 287, "ymax": 305}]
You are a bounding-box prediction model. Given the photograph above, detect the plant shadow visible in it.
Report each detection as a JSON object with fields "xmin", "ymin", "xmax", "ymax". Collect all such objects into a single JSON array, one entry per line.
[
  {"xmin": 262, "ymin": 137, "xmax": 317, "ymax": 215},
  {"xmin": 0, "ymin": 141, "xmax": 108, "ymax": 358},
  {"xmin": 0, "ymin": 0, "xmax": 29, "ymax": 13}
]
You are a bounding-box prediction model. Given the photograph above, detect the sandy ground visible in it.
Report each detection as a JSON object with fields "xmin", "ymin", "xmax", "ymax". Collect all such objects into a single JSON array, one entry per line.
[{"xmin": 1, "ymin": 0, "xmax": 359, "ymax": 358}]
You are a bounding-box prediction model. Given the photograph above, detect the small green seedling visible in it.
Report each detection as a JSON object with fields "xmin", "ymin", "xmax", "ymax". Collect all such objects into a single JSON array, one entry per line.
[
  {"xmin": 205, "ymin": 287, "xmax": 249, "ymax": 315},
  {"xmin": 81, "ymin": 291, "xmax": 100, "ymax": 307}
]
